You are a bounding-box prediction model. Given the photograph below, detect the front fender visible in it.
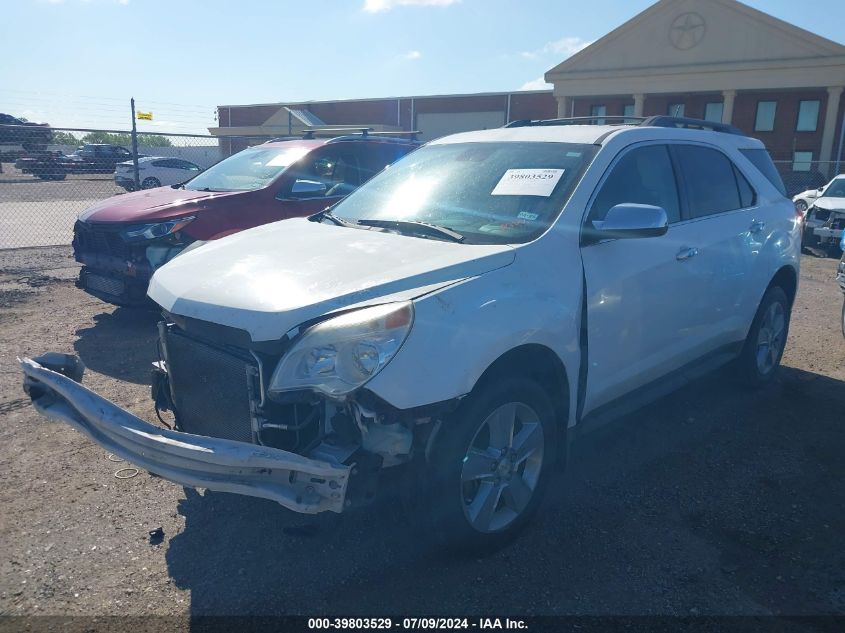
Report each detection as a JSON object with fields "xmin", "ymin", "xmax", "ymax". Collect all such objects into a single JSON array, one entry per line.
[{"xmin": 364, "ymin": 258, "xmax": 582, "ymax": 423}]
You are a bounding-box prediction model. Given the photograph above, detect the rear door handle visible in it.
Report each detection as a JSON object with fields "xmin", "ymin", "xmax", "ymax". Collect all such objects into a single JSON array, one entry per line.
[
  {"xmin": 750, "ymin": 220, "xmax": 766, "ymax": 234},
  {"xmin": 676, "ymin": 247, "xmax": 699, "ymax": 261}
]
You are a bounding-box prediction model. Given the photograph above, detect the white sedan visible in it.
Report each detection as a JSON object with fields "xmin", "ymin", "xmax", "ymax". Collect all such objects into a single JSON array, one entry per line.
[{"xmin": 114, "ymin": 157, "xmax": 202, "ymax": 191}]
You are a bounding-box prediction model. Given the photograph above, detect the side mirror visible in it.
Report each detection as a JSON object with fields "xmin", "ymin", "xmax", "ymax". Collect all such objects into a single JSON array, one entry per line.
[
  {"xmin": 290, "ymin": 179, "xmax": 327, "ymax": 199},
  {"xmin": 592, "ymin": 203, "xmax": 669, "ymax": 240}
]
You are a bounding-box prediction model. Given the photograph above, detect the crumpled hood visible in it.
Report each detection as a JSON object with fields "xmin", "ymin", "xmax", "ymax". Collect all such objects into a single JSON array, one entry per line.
[
  {"xmin": 149, "ymin": 218, "xmax": 515, "ymax": 342},
  {"xmin": 78, "ymin": 187, "xmax": 240, "ymax": 223},
  {"xmin": 811, "ymin": 197, "xmax": 845, "ymax": 213}
]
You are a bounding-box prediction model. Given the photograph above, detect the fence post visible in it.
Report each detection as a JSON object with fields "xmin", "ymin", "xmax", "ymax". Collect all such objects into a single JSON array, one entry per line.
[{"xmin": 130, "ymin": 98, "xmax": 140, "ymax": 190}]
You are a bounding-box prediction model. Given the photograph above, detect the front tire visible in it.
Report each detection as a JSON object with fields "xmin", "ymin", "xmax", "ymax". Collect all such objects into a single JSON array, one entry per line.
[
  {"xmin": 141, "ymin": 177, "xmax": 161, "ymax": 189},
  {"xmin": 425, "ymin": 377, "xmax": 557, "ymax": 553},
  {"xmin": 734, "ymin": 286, "xmax": 790, "ymax": 388}
]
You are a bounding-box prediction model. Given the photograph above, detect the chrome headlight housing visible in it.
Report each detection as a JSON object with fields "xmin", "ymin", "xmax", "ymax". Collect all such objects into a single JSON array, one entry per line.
[
  {"xmin": 268, "ymin": 302, "xmax": 414, "ymax": 398},
  {"xmin": 122, "ymin": 216, "xmax": 195, "ymax": 242}
]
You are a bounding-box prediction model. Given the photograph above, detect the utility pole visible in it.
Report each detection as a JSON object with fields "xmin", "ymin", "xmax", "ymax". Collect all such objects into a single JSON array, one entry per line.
[{"xmin": 130, "ymin": 97, "xmax": 141, "ymax": 190}]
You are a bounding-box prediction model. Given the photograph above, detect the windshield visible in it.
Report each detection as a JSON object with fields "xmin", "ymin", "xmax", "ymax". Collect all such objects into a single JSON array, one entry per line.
[
  {"xmin": 184, "ymin": 146, "xmax": 310, "ymax": 192},
  {"xmin": 329, "ymin": 141, "xmax": 597, "ymax": 244},
  {"xmin": 821, "ymin": 179, "xmax": 845, "ymax": 198}
]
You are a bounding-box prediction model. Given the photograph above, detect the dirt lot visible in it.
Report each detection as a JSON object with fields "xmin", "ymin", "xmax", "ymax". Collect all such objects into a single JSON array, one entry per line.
[{"xmin": 0, "ymin": 247, "xmax": 843, "ymax": 621}]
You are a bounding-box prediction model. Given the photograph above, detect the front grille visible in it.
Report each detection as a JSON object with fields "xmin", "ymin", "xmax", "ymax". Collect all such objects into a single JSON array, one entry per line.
[
  {"xmin": 82, "ymin": 272, "xmax": 125, "ymax": 297},
  {"xmin": 164, "ymin": 329, "xmax": 256, "ymax": 443},
  {"xmin": 831, "ymin": 218, "xmax": 845, "ymax": 231},
  {"xmin": 74, "ymin": 221, "xmax": 130, "ymax": 259}
]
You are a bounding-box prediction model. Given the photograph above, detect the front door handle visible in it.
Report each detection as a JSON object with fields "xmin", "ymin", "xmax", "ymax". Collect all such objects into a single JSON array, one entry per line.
[
  {"xmin": 676, "ymin": 246, "xmax": 699, "ymax": 261},
  {"xmin": 750, "ymin": 220, "xmax": 766, "ymax": 234}
]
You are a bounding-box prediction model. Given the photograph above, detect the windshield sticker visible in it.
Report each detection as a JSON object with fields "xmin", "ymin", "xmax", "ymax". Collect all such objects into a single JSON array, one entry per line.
[
  {"xmin": 517, "ymin": 211, "xmax": 539, "ymax": 221},
  {"xmin": 491, "ymin": 169, "xmax": 565, "ymax": 197}
]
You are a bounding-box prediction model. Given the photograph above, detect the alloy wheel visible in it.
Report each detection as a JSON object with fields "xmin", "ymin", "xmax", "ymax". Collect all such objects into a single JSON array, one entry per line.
[
  {"xmin": 755, "ymin": 301, "xmax": 786, "ymax": 375},
  {"xmin": 460, "ymin": 402, "xmax": 545, "ymax": 533}
]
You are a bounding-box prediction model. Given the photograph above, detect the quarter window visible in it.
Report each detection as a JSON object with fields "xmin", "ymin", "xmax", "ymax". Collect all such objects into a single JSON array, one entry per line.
[
  {"xmin": 755, "ymin": 101, "xmax": 777, "ymax": 132},
  {"xmin": 675, "ymin": 145, "xmax": 744, "ymax": 218},
  {"xmin": 796, "ymin": 100, "xmax": 820, "ymax": 132},
  {"xmin": 589, "ymin": 145, "xmax": 681, "ymax": 225}
]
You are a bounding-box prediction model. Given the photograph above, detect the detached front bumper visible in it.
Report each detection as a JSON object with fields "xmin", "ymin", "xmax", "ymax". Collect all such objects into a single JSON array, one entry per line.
[{"xmin": 19, "ymin": 356, "xmax": 351, "ymax": 514}]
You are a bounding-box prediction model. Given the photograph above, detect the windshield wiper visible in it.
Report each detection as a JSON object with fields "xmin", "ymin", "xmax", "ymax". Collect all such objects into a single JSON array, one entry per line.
[
  {"xmin": 356, "ymin": 219, "xmax": 465, "ymax": 243},
  {"xmin": 309, "ymin": 209, "xmax": 361, "ymax": 228}
]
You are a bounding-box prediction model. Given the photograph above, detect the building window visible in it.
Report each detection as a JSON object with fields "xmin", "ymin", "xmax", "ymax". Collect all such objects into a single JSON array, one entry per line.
[
  {"xmin": 792, "ymin": 151, "xmax": 814, "ymax": 172},
  {"xmin": 704, "ymin": 102, "xmax": 724, "ymax": 123},
  {"xmin": 623, "ymin": 104, "xmax": 636, "ymax": 122},
  {"xmin": 796, "ymin": 100, "xmax": 820, "ymax": 132},
  {"xmin": 755, "ymin": 101, "xmax": 777, "ymax": 132},
  {"xmin": 667, "ymin": 103, "xmax": 685, "ymax": 117},
  {"xmin": 590, "ymin": 104, "xmax": 607, "ymax": 124}
]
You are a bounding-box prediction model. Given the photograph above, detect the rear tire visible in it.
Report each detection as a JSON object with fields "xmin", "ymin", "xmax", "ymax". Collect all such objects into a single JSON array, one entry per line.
[
  {"xmin": 141, "ymin": 177, "xmax": 160, "ymax": 189},
  {"xmin": 423, "ymin": 377, "xmax": 557, "ymax": 554},
  {"xmin": 734, "ymin": 286, "xmax": 790, "ymax": 388}
]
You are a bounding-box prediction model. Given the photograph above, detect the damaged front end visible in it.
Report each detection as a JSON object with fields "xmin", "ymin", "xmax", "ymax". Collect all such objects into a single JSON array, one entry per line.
[
  {"xmin": 72, "ymin": 219, "xmax": 195, "ymax": 306},
  {"xmin": 19, "ymin": 304, "xmax": 444, "ymax": 513}
]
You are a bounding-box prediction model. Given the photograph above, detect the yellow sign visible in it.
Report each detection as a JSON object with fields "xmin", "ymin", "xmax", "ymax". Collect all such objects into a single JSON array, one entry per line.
[{"xmin": 136, "ymin": 111, "xmax": 153, "ymax": 121}]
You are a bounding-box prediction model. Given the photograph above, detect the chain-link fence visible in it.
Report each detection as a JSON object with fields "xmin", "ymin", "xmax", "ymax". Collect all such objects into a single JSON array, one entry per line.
[
  {"xmin": 0, "ymin": 125, "xmax": 276, "ymax": 249},
  {"xmin": 3, "ymin": 124, "xmax": 845, "ymax": 250},
  {"xmin": 771, "ymin": 160, "xmax": 844, "ymax": 198}
]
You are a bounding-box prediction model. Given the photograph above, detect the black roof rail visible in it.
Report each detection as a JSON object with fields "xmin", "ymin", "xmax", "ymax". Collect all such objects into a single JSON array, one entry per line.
[
  {"xmin": 506, "ymin": 115, "xmax": 645, "ymax": 128},
  {"xmin": 640, "ymin": 116, "xmax": 745, "ymax": 136},
  {"xmin": 327, "ymin": 130, "xmax": 421, "ymax": 143}
]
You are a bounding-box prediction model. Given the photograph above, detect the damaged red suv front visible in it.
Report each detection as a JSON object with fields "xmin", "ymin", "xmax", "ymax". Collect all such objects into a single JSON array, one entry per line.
[{"xmin": 72, "ymin": 137, "xmax": 418, "ymax": 306}]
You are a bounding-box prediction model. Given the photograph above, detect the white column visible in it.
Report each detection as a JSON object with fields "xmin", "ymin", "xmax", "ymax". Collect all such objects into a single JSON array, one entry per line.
[
  {"xmin": 633, "ymin": 94, "xmax": 646, "ymax": 117},
  {"xmin": 820, "ymin": 86, "xmax": 844, "ymax": 170},
  {"xmin": 722, "ymin": 90, "xmax": 737, "ymax": 124},
  {"xmin": 556, "ymin": 96, "xmax": 572, "ymax": 118}
]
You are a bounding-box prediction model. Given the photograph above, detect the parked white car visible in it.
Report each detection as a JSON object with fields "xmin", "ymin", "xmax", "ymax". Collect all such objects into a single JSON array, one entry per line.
[
  {"xmin": 792, "ymin": 174, "xmax": 843, "ymax": 214},
  {"xmin": 802, "ymin": 174, "xmax": 845, "ymax": 255},
  {"xmin": 22, "ymin": 116, "xmax": 800, "ymax": 551},
  {"xmin": 114, "ymin": 156, "xmax": 202, "ymax": 191}
]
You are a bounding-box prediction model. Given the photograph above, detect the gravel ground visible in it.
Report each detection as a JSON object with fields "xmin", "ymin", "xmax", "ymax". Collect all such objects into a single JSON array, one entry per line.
[
  {"xmin": 0, "ymin": 247, "xmax": 843, "ymax": 622},
  {"xmin": 0, "ymin": 168, "xmax": 122, "ymax": 249}
]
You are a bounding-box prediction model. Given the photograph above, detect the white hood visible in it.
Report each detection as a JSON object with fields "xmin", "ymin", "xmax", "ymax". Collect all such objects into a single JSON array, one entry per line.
[
  {"xmin": 149, "ymin": 218, "xmax": 515, "ymax": 341},
  {"xmin": 812, "ymin": 196, "xmax": 845, "ymax": 212}
]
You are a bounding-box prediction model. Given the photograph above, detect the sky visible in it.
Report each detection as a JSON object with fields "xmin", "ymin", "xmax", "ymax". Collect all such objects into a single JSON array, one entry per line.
[{"xmin": 1, "ymin": 0, "xmax": 844, "ymax": 135}]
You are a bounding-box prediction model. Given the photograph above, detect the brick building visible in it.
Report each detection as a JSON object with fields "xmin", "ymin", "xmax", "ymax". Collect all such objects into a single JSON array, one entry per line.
[{"xmin": 213, "ymin": 0, "xmax": 845, "ymax": 176}]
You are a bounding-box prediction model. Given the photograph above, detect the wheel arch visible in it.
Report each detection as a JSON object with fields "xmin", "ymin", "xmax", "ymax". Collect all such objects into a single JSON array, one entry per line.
[
  {"xmin": 768, "ymin": 264, "xmax": 798, "ymax": 307},
  {"xmin": 471, "ymin": 344, "xmax": 571, "ymax": 438}
]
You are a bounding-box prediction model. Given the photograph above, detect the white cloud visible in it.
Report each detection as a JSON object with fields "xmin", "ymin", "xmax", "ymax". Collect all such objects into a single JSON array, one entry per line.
[
  {"xmin": 520, "ymin": 36, "xmax": 592, "ymax": 61},
  {"xmin": 363, "ymin": 0, "xmax": 460, "ymax": 13},
  {"xmin": 519, "ymin": 77, "xmax": 551, "ymax": 91},
  {"xmin": 402, "ymin": 50, "xmax": 422, "ymax": 60}
]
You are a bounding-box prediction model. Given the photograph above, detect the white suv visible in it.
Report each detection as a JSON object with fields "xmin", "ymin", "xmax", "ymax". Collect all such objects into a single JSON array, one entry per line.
[{"xmin": 22, "ymin": 116, "xmax": 800, "ymax": 551}]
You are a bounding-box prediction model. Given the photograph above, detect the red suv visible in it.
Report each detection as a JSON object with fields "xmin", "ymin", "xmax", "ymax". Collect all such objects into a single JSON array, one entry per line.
[{"xmin": 72, "ymin": 136, "xmax": 418, "ymax": 306}]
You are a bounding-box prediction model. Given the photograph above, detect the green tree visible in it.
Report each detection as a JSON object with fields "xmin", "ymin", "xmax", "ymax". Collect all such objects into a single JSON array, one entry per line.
[
  {"xmin": 51, "ymin": 131, "xmax": 80, "ymax": 146},
  {"xmin": 81, "ymin": 131, "xmax": 132, "ymax": 146},
  {"xmin": 137, "ymin": 134, "xmax": 173, "ymax": 147},
  {"xmin": 79, "ymin": 131, "xmax": 173, "ymax": 148}
]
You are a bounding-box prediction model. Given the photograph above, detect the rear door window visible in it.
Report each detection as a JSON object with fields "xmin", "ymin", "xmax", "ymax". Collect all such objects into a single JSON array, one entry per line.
[{"xmin": 674, "ymin": 145, "xmax": 745, "ymax": 219}]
